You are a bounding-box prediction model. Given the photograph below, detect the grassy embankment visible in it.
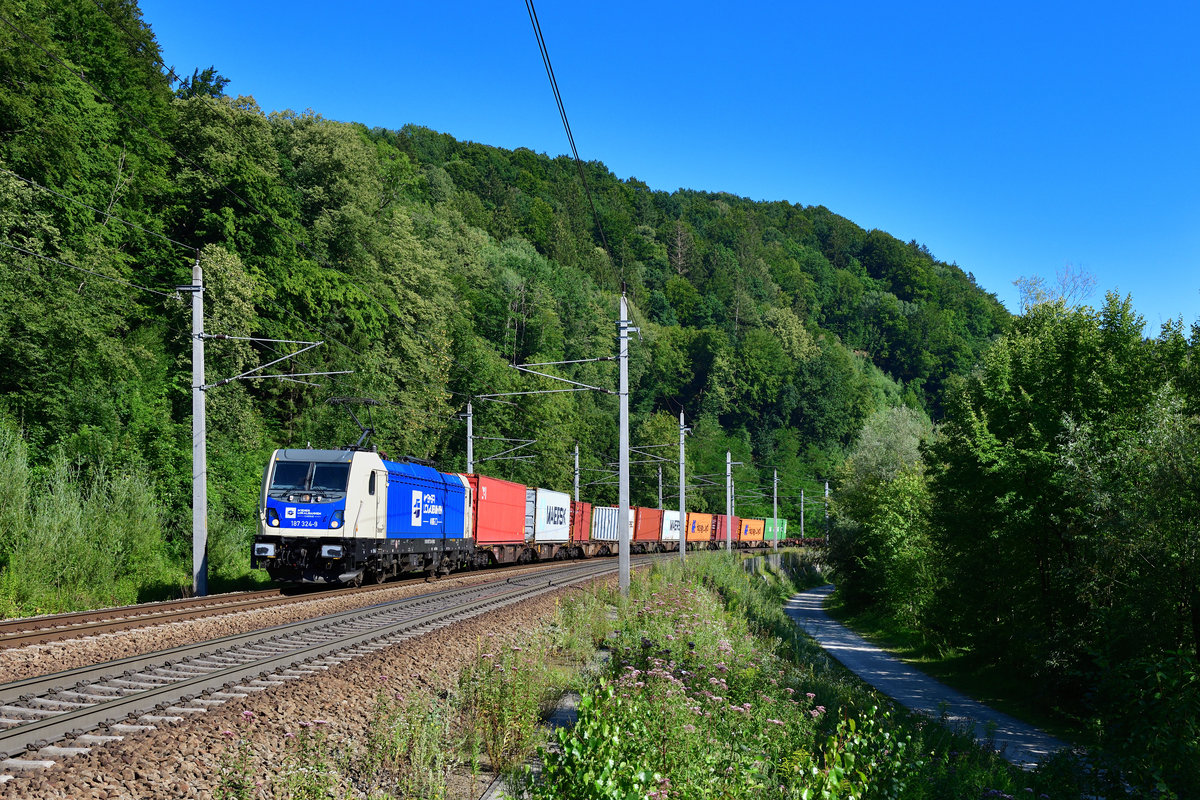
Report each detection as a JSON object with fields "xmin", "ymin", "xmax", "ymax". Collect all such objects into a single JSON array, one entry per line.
[{"xmin": 217, "ymin": 553, "xmax": 1113, "ymax": 799}]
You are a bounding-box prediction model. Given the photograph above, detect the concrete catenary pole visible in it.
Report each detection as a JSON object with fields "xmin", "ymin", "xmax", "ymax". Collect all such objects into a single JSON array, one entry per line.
[
  {"xmin": 466, "ymin": 401, "xmax": 474, "ymax": 474},
  {"xmin": 678, "ymin": 410, "xmax": 686, "ymax": 565},
  {"xmin": 658, "ymin": 466, "xmax": 663, "ymax": 510},
  {"xmin": 618, "ymin": 295, "xmax": 632, "ymax": 594},
  {"xmin": 801, "ymin": 488, "xmax": 805, "ymax": 538},
  {"xmin": 772, "ymin": 468, "xmax": 778, "ymax": 552},
  {"xmin": 190, "ymin": 254, "xmax": 208, "ymax": 597},
  {"xmin": 725, "ymin": 450, "xmax": 732, "ymax": 552},
  {"xmin": 824, "ymin": 479, "xmax": 830, "ymax": 544},
  {"xmin": 574, "ymin": 443, "xmax": 580, "ymax": 503}
]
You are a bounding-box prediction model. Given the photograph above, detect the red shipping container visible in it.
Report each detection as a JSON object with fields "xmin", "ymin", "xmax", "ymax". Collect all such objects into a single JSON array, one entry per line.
[
  {"xmin": 570, "ymin": 500, "xmax": 593, "ymax": 543},
  {"xmin": 464, "ymin": 475, "xmax": 527, "ymax": 545},
  {"xmin": 712, "ymin": 514, "xmax": 742, "ymax": 545},
  {"xmin": 634, "ymin": 507, "xmax": 663, "ymax": 542}
]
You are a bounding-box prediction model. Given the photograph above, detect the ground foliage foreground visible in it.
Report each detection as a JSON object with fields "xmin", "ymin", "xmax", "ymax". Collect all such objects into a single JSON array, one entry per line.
[{"xmin": 513, "ymin": 555, "xmax": 1109, "ymax": 800}]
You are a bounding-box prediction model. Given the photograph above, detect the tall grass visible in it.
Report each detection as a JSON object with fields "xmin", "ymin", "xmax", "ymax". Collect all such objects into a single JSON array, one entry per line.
[{"xmin": 0, "ymin": 419, "xmax": 185, "ymax": 616}]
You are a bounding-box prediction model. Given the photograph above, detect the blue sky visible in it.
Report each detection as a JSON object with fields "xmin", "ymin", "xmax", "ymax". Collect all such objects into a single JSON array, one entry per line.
[{"xmin": 140, "ymin": 1, "xmax": 1199, "ymax": 328}]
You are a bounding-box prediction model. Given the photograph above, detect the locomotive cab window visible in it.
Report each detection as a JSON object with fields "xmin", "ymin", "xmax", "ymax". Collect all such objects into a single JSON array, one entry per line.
[
  {"xmin": 368, "ymin": 472, "xmax": 376, "ymax": 495},
  {"xmin": 270, "ymin": 462, "xmax": 309, "ymax": 491},
  {"xmin": 311, "ymin": 463, "xmax": 351, "ymax": 493}
]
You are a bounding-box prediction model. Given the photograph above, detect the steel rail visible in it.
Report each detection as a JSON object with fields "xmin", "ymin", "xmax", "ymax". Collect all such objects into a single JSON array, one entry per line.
[{"xmin": 0, "ymin": 558, "xmax": 631, "ymax": 761}]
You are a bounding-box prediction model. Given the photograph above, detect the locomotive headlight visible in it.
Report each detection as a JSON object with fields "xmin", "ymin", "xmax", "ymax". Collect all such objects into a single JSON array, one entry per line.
[
  {"xmin": 330, "ymin": 509, "xmax": 344, "ymax": 529},
  {"xmin": 267, "ymin": 507, "xmax": 280, "ymax": 527}
]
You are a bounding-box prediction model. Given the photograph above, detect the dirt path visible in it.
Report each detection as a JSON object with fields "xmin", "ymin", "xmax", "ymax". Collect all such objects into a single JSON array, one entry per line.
[{"xmin": 786, "ymin": 584, "xmax": 1069, "ymax": 769}]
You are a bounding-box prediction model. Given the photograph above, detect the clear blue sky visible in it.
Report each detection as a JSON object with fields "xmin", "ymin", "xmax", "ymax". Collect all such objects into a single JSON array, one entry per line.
[{"xmin": 140, "ymin": 0, "xmax": 1200, "ymax": 328}]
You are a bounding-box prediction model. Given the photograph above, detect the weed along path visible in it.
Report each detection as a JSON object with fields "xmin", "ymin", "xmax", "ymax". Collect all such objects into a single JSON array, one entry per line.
[{"xmin": 786, "ymin": 584, "xmax": 1069, "ymax": 770}]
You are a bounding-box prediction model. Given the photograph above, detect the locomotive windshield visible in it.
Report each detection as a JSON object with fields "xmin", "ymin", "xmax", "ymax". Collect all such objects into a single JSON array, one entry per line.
[{"xmin": 269, "ymin": 461, "xmax": 351, "ymax": 494}]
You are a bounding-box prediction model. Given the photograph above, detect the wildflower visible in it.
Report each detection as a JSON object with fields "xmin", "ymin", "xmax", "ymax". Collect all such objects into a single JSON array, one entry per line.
[
  {"xmin": 378, "ymin": 674, "xmax": 389, "ymax": 683},
  {"xmin": 809, "ymin": 710, "xmax": 820, "ymax": 718},
  {"xmin": 284, "ymin": 732, "xmax": 295, "ymax": 739},
  {"xmin": 683, "ymin": 724, "xmax": 696, "ymax": 733},
  {"xmin": 805, "ymin": 692, "xmax": 815, "ymax": 700},
  {"xmin": 815, "ymin": 706, "xmax": 825, "ymax": 714},
  {"xmin": 768, "ymin": 718, "xmax": 784, "ymax": 725},
  {"xmin": 299, "ymin": 721, "xmax": 312, "ymax": 728},
  {"xmin": 313, "ymin": 719, "xmax": 330, "ymax": 725},
  {"xmin": 240, "ymin": 710, "xmax": 255, "ymax": 721},
  {"xmin": 222, "ymin": 729, "xmax": 235, "ymax": 737}
]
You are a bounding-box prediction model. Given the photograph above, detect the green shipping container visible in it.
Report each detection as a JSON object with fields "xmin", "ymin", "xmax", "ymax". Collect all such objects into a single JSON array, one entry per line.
[{"xmin": 764, "ymin": 518, "xmax": 788, "ymax": 540}]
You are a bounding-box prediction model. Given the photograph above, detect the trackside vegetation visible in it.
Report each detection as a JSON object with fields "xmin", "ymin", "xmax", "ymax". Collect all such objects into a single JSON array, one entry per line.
[
  {"xmin": 826, "ymin": 294, "xmax": 1200, "ymax": 797},
  {"xmin": 513, "ymin": 554, "xmax": 1109, "ymax": 800}
]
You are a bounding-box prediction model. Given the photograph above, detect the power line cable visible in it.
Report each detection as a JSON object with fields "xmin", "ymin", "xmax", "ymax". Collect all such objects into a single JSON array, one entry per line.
[
  {"xmin": 0, "ymin": 240, "xmax": 178, "ymax": 299},
  {"xmin": 1, "ymin": 168, "xmax": 196, "ymax": 253},
  {"xmin": 523, "ymin": 0, "xmax": 614, "ymax": 276}
]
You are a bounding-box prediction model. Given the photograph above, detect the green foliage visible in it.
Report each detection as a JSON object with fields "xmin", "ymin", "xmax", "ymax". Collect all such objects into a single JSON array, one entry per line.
[{"xmin": 520, "ymin": 555, "xmax": 1076, "ymax": 800}]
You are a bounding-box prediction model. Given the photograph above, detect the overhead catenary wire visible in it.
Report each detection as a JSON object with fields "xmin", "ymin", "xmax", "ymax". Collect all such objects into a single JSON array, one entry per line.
[
  {"xmin": 523, "ymin": 0, "xmax": 614, "ymax": 275},
  {"xmin": 0, "ymin": 240, "xmax": 178, "ymax": 299}
]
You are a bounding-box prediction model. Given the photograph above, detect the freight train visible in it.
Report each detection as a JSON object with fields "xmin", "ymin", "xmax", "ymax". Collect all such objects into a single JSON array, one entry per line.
[{"xmin": 250, "ymin": 447, "xmax": 790, "ymax": 584}]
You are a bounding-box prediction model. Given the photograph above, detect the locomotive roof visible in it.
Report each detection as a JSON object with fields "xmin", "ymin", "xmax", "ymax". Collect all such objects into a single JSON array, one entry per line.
[{"xmin": 274, "ymin": 449, "xmax": 355, "ymax": 463}]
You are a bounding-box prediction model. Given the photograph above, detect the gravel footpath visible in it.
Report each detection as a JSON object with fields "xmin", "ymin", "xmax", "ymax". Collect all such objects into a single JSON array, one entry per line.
[
  {"xmin": 786, "ymin": 584, "xmax": 1069, "ymax": 769},
  {"xmin": 0, "ymin": 564, "xmax": 578, "ymax": 683},
  {"xmin": 0, "ymin": 574, "xmax": 614, "ymax": 800}
]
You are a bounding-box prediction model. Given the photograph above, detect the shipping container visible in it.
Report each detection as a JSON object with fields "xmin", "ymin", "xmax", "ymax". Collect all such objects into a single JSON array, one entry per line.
[
  {"xmin": 712, "ymin": 514, "xmax": 741, "ymax": 546},
  {"xmin": 463, "ymin": 474, "xmax": 526, "ymax": 545},
  {"xmin": 741, "ymin": 518, "xmax": 765, "ymax": 542},
  {"xmin": 633, "ymin": 507, "xmax": 663, "ymax": 542},
  {"xmin": 764, "ymin": 517, "xmax": 789, "ymax": 541},
  {"xmin": 570, "ymin": 500, "xmax": 592, "ymax": 542},
  {"xmin": 685, "ymin": 512, "xmax": 713, "ymax": 542},
  {"xmin": 525, "ymin": 487, "xmax": 571, "ymax": 544},
  {"xmin": 592, "ymin": 506, "xmax": 635, "ymax": 542},
  {"xmin": 384, "ymin": 462, "xmax": 467, "ymax": 539},
  {"xmin": 661, "ymin": 510, "xmax": 681, "ymax": 541}
]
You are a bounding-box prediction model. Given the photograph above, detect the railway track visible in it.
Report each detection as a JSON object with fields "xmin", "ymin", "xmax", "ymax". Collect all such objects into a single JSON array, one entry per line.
[
  {"xmin": 0, "ymin": 561, "xmax": 569, "ymax": 649},
  {"xmin": 0, "ymin": 557, "xmax": 638, "ymax": 779}
]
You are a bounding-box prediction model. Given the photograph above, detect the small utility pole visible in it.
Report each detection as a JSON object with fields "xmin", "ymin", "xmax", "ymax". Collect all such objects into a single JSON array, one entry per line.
[
  {"xmin": 772, "ymin": 468, "xmax": 778, "ymax": 552},
  {"xmin": 801, "ymin": 488, "xmax": 805, "ymax": 538},
  {"xmin": 678, "ymin": 410, "xmax": 687, "ymax": 565},
  {"xmin": 574, "ymin": 443, "xmax": 580, "ymax": 502},
  {"xmin": 188, "ymin": 253, "xmax": 207, "ymax": 597},
  {"xmin": 465, "ymin": 401, "xmax": 474, "ymax": 473}
]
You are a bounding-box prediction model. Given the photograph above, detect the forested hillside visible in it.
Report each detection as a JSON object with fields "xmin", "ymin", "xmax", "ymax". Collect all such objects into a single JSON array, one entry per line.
[{"xmin": 0, "ymin": 0, "xmax": 1007, "ymax": 609}]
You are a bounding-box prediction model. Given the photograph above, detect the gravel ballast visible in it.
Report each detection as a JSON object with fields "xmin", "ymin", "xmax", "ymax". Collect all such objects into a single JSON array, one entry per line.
[{"xmin": 0, "ymin": 574, "xmax": 615, "ymax": 800}]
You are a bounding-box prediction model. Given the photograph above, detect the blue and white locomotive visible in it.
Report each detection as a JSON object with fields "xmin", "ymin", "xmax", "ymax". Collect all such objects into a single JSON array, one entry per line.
[{"xmin": 251, "ymin": 448, "xmax": 476, "ymax": 584}]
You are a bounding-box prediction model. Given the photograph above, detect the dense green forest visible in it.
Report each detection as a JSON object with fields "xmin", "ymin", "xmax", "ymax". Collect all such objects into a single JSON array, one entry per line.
[
  {"xmin": 0, "ymin": 0, "xmax": 1007, "ymax": 608},
  {"xmin": 828, "ymin": 289, "xmax": 1200, "ymax": 795}
]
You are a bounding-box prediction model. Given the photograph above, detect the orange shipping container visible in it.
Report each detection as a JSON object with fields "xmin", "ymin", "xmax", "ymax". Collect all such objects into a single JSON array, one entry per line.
[
  {"xmin": 685, "ymin": 512, "xmax": 713, "ymax": 542},
  {"xmin": 634, "ymin": 507, "xmax": 663, "ymax": 542},
  {"xmin": 741, "ymin": 518, "xmax": 765, "ymax": 541}
]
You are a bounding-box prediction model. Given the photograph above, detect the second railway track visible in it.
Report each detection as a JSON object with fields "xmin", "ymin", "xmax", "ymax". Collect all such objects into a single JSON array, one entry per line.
[{"xmin": 0, "ymin": 556, "xmax": 646, "ymax": 779}]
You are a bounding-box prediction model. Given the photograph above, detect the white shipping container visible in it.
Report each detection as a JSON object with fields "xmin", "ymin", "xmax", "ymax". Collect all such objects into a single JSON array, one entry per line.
[
  {"xmin": 591, "ymin": 506, "xmax": 635, "ymax": 542},
  {"xmin": 525, "ymin": 488, "xmax": 571, "ymax": 543},
  {"xmin": 661, "ymin": 510, "xmax": 681, "ymax": 541}
]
